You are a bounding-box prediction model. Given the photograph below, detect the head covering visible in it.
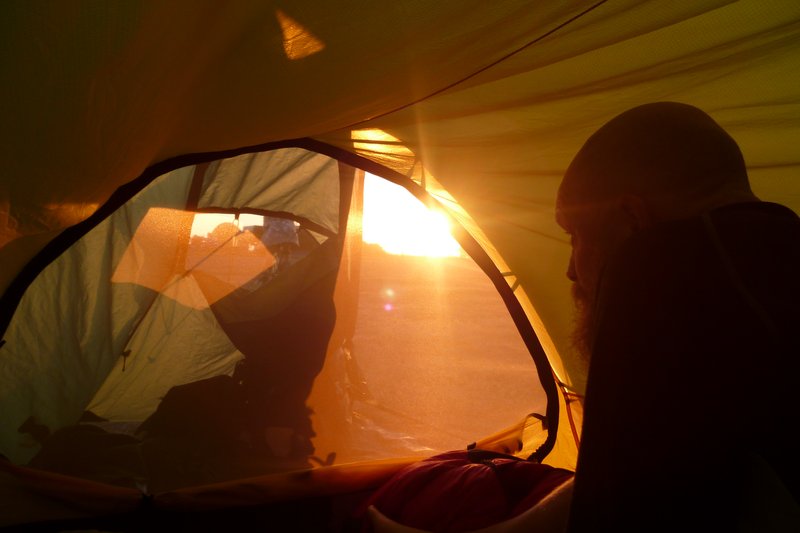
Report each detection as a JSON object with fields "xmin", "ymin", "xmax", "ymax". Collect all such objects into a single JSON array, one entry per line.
[{"xmin": 559, "ymin": 102, "xmax": 750, "ymax": 207}]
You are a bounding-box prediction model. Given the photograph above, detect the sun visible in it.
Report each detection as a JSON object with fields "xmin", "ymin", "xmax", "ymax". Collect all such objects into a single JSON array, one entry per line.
[{"xmin": 362, "ymin": 173, "xmax": 461, "ymax": 257}]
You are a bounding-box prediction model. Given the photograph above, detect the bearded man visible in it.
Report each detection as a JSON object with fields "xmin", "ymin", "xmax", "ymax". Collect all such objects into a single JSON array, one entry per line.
[{"xmin": 530, "ymin": 102, "xmax": 800, "ymax": 532}]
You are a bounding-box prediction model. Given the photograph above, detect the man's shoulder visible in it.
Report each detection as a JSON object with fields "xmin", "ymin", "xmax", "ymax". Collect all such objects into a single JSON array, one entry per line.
[
  {"xmin": 597, "ymin": 200, "xmax": 800, "ymax": 324},
  {"xmin": 612, "ymin": 201, "xmax": 800, "ymax": 273}
]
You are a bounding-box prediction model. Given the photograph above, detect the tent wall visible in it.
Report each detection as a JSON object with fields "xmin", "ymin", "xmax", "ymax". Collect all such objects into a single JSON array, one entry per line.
[
  {"xmin": 0, "ymin": 149, "xmax": 344, "ymax": 464},
  {"xmin": 0, "ymin": 167, "xmax": 196, "ymax": 464}
]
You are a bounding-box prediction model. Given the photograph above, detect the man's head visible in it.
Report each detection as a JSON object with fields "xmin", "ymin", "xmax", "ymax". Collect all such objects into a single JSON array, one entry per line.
[{"xmin": 556, "ymin": 102, "xmax": 758, "ymax": 361}]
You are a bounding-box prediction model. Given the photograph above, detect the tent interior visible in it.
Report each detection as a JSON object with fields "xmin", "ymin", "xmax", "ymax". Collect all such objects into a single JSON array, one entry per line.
[{"xmin": 1, "ymin": 1, "xmax": 799, "ymax": 531}]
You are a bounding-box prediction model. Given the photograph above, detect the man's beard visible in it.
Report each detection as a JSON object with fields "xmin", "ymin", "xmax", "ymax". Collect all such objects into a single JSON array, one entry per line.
[{"xmin": 570, "ymin": 282, "xmax": 594, "ymax": 368}]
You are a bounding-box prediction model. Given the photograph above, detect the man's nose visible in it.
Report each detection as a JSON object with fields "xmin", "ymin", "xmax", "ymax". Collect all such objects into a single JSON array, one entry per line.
[{"xmin": 566, "ymin": 253, "xmax": 577, "ymax": 282}]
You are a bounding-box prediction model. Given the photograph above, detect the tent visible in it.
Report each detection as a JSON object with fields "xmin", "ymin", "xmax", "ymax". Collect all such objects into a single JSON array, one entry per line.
[{"xmin": 1, "ymin": 0, "xmax": 799, "ymax": 530}]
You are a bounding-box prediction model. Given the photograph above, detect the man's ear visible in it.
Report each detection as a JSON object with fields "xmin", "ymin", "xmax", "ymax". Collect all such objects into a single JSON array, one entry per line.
[{"xmin": 618, "ymin": 194, "xmax": 654, "ymax": 232}]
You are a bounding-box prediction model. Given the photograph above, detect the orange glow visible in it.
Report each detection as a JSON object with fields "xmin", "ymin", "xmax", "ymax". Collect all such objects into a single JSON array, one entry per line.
[
  {"xmin": 351, "ymin": 129, "xmax": 462, "ymax": 258},
  {"xmin": 111, "ymin": 207, "xmax": 194, "ymax": 291},
  {"xmin": 112, "ymin": 208, "xmax": 274, "ymax": 308},
  {"xmin": 363, "ymin": 173, "xmax": 461, "ymax": 257},
  {"xmin": 190, "ymin": 212, "xmax": 264, "ymax": 237},
  {"xmin": 275, "ymin": 9, "xmax": 325, "ymax": 60}
]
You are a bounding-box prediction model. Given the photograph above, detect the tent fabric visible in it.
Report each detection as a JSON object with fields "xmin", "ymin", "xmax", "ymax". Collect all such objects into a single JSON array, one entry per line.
[
  {"xmin": 1, "ymin": 167, "xmax": 198, "ymax": 464},
  {"xmin": 2, "ymin": 0, "xmax": 800, "ymax": 525},
  {"xmin": 0, "ymin": 150, "xmax": 344, "ymax": 465},
  {"xmin": 197, "ymin": 149, "xmax": 342, "ymax": 236}
]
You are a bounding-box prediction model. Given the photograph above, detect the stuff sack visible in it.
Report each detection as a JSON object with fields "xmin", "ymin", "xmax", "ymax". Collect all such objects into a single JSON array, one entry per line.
[{"xmin": 356, "ymin": 448, "xmax": 574, "ymax": 532}]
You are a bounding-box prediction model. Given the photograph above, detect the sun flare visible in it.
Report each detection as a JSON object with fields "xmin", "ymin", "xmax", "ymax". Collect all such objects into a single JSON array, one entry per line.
[{"xmin": 362, "ymin": 173, "xmax": 461, "ymax": 257}]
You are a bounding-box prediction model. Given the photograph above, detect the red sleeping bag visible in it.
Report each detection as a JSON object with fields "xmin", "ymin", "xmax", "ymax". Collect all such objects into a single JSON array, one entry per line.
[{"xmin": 356, "ymin": 449, "xmax": 574, "ymax": 532}]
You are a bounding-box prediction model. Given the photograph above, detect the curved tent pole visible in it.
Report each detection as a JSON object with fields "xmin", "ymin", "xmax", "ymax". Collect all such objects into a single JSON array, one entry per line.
[
  {"xmin": 291, "ymin": 139, "xmax": 560, "ymax": 463},
  {"xmin": 0, "ymin": 137, "xmax": 560, "ymax": 462}
]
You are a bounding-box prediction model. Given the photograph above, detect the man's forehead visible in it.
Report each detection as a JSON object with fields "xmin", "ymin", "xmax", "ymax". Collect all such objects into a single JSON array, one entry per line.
[
  {"xmin": 556, "ymin": 194, "xmax": 617, "ymax": 230},
  {"xmin": 555, "ymin": 203, "xmax": 587, "ymax": 231},
  {"xmin": 555, "ymin": 182, "xmax": 578, "ymax": 229}
]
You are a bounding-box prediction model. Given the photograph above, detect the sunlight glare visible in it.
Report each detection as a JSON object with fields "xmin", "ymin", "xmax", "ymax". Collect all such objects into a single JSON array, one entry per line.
[
  {"xmin": 190, "ymin": 213, "xmax": 264, "ymax": 237},
  {"xmin": 363, "ymin": 173, "xmax": 461, "ymax": 257},
  {"xmin": 275, "ymin": 9, "xmax": 325, "ymax": 60}
]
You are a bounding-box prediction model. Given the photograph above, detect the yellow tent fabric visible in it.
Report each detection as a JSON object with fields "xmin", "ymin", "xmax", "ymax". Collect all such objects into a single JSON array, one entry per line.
[{"xmin": 2, "ymin": 0, "xmax": 800, "ymax": 521}]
